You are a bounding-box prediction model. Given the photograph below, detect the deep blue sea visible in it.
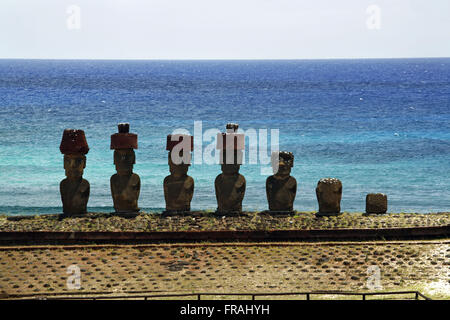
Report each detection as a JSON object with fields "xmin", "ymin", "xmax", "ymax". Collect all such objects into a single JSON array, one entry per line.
[{"xmin": 0, "ymin": 59, "xmax": 449, "ymax": 215}]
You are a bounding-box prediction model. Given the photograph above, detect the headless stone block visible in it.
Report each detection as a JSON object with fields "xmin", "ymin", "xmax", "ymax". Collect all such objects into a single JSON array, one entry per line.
[
  {"xmin": 316, "ymin": 178, "xmax": 342, "ymax": 216},
  {"xmin": 366, "ymin": 193, "xmax": 387, "ymax": 214},
  {"xmin": 59, "ymin": 129, "xmax": 90, "ymax": 215},
  {"xmin": 110, "ymin": 123, "xmax": 140, "ymax": 213},
  {"xmin": 266, "ymin": 151, "xmax": 297, "ymax": 213}
]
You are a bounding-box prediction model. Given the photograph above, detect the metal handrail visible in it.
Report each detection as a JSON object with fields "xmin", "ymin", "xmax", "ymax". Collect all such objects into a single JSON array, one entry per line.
[{"xmin": 3, "ymin": 290, "xmax": 432, "ymax": 300}]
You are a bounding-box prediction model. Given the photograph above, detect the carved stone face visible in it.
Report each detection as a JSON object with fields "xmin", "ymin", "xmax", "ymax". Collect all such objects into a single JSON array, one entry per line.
[
  {"xmin": 220, "ymin": 150, "xmax": 242, "ymax": 175},
  {"xmin": 168, "ymin": 156, "xmax": 189, "ymax": 178},
  {"xmin": 273, "ymin": 159, "xmax": 292, "ymax": 178},
  {"xmin": 64, "ymin": 154, "xmax": 86, "ymax": 180},
  {"xmin": 114, "ymin": 149, "xmax": 135, "ymax": 175},
  {"xmin": 169, "ymin": 163, "xmax": 189, "ymax": 177},
  {"xmin": 271, "ymin": 152, "xmax": 293, "ymax": 179}
]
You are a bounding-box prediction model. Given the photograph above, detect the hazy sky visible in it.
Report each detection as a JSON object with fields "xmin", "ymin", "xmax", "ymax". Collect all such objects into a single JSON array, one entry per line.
[{"xmin": 1, "ymin": 0, "xmax": 449, "ymax": 59}]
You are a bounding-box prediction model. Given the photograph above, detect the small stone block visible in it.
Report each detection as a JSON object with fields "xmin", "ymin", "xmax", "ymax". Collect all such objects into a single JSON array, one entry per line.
[{"xmin": 366, "ymin": 193, "xmax": 388, "ymax": 214}]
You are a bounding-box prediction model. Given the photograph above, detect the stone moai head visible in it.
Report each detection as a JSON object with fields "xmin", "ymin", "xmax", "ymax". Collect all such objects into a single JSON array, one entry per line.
[
  {"xmin": 272, "ymin": 151, "xmax": 294, "ymax": 178},
  {"xmin": 220, "ymin": 151, "xmax": 243, "ymax": 175},
  {"xmin": 60, "ymin": 129, "xmax": 89, "ymax": 179},
  {"xmin": 217, "ymin": 123, "xmax": 245, "ymax": 175},
  {"xmin": 166, "ymin": 134, "xmax": 193, "ymax": 177},
  {"xmin": 366, "ymin": 193, "xmax": 387, "ymax": 214},
  {"xmin": 64, "ymin": 154, "xmax": 86, "ymax": 180},
  {"xmin": 114, "ymin": 149, "xmax": 135, "ymax": 175},
  {"xmin": 111, "ymin": 123, "xmax": 138, "ymax": 175},
  {"xmin": 316, "ymin": 178, "xmax": 342, "ymax": 215},
  {"xmin": 168, "ymin": 152, "xmax": 190, "ymax": 177}
]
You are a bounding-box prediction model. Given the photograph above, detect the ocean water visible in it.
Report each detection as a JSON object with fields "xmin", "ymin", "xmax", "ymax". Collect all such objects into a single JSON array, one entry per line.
[{"xmin": 0, "ymin": 59, "xmax": 449, "ymax": 215}]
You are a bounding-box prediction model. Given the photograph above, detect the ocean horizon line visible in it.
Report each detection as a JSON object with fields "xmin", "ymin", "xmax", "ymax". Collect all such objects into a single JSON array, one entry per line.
[{"xmin": 1, "ymin": 57, "xmax": 450, "ymax": 62}]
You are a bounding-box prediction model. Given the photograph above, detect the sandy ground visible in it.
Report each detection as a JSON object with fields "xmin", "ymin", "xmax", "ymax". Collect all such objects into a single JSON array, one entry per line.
[{"xmin": 0, "ymin": 240, "xmax": 448, "ymax": 300}]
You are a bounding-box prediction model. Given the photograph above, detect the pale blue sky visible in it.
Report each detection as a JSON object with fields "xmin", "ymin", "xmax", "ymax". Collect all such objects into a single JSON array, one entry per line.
[{"xmin": 0, "ymin": 0, "xmax": 449, "ymax": 59}]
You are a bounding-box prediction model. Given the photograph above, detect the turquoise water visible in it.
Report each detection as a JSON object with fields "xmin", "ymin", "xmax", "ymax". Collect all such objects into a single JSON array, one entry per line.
[{"xmin": 0, "ymin": 59, "xmax": 449, "ymax": 214}]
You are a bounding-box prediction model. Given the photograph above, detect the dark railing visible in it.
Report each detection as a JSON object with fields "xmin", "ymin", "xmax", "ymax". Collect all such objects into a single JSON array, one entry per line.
[{"xmin": 4, "ymin": 290, "xmax": 431, "ymax": 300}]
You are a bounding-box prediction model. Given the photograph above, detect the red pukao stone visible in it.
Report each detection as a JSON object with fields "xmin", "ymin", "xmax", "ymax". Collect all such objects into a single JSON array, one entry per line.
[
  {"xmin": 60, "ymin": 129, "xmax": 89, "ymax": 155},
  {"xmin": 166, "ymin": 134, "xmax": 194, "ymax": 151},
  {"xmin": 110, "ymin": 123, "xmax": 138, "ymax": 150},
  {"xmin": 110, "ymin": 133, "xmax": 138, "ymax": 150}
]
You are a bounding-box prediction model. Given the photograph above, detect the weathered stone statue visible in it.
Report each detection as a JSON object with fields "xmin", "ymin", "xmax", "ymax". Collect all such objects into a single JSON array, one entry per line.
[
  {"xmin": 215, "ymin": 123, "xmax": 246, "ymax": 214},
  {"xmin": 366, "ymin": 193, "xmax": 387, "ymax": 214},
  {"xmin": 164, "ymin": 134, "xmax": 194, "ymax": 212},
  {"xmin": 110, "ymin": 123, "xmax": 140, "ymax": 213},
  {"xmin": 266, "ymin": 151, "xmax": 297, "ymax": 213},
  {"xmin": 316, "ymin": 178, "xmax": 342, "ymax": 216},
  {"xmin": 59, "ymin": 129, "xmax": 90, "ymax": 215}
]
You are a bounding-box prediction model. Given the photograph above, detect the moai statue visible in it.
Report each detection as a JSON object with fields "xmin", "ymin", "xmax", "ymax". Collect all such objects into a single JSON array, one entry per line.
[
  {"xmin": 266, "ymin": 151, "xmax": 297, "ymax": 213},
  {"xmin": 215, "ymin": 123, "xmax": 246, "ymax": 214},
  {"xmin": 59, "ymin": 129, "xmax": 90, "ymax": 216},
  {"xmin": 110, "ymin": 123, "xmax": 140, "ymax": 213},
  {"xmin": 316, "ymin": 178, "xmax": 342, "ymax": 216},
  {"xmin": 366, "ymin": 193, "xmax": 387, "ymax": 214},
  {"xmin": 164, "ymin": 134, "xmax": 194, "ymax": 212}
]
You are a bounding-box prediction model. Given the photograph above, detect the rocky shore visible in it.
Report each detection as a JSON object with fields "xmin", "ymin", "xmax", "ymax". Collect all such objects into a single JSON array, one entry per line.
[{"xmin": 0, "ymin": 212, "xmax": 448, "ymax": 232}]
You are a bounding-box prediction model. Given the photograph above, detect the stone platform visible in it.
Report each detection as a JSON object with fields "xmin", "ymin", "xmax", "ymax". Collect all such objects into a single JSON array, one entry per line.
[{"xmin": 0, "ymin": 241, "xmax": 448, "ymax": 299}]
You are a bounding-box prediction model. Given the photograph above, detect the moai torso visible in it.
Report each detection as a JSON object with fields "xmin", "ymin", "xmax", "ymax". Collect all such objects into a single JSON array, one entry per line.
[
  {"xmin": 60, "ymin": 176, "xmax": 90, "ymax": 215},
  {"xmin": 266, "ymin": 176, "xmax": 297, "ymax": 212},
  {"xmin": 316, "ymin": 178, "xmax": 342, "ymax": 215},
  {"xmin": 164, "ymin": 173, "xmax": 194, "ymax": 211},
  {"xmin": 215, "ymin": 165, "xmax": 246, "ymax": 213},
  {"xmin": 110, "ymin": 148, "xmax": 140, "ymax": 212},
  {"xmin": 110, "ymin": 172, "xmax": 140, "ymax": 212}
]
